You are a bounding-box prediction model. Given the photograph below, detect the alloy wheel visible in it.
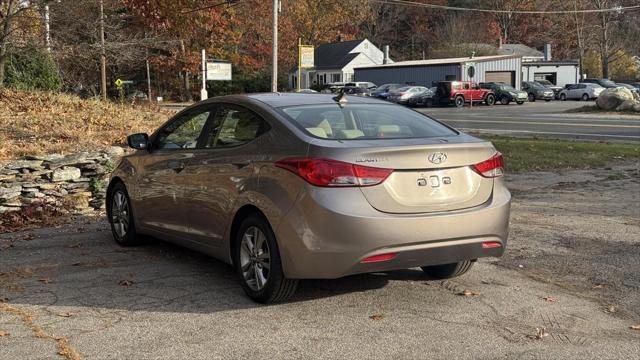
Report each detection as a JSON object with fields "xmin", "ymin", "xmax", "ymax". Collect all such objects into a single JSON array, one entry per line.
[
  {"xmin": 240, "ymin": 226, "xmax": 271, "ymax": 291},
  {"xmin": 111, "ymin": 190, "xmax": 129, "ymax": 238}
]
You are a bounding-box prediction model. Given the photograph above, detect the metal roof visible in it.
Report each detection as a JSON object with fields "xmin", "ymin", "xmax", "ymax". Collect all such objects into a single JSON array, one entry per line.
[
  {"xmin": 355, "ymin": 55, "xmax": 521, "ymax": 70},
  {"xmin": 499, "ymin": 44, "xmax": 544, "ymax": 57},
  {"xmin": 522, "ymin": 60, "xmax": 579, "ymax": 66}
]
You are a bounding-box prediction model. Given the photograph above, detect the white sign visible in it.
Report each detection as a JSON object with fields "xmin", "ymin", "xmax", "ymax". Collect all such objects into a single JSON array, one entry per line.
[
  {"xmin": 206, "ymin": 62, "xmax": 232, "ymax": 81},
  {"xmin": 299, "ymin": 46, "xmax": 314, "ymax": 68}
]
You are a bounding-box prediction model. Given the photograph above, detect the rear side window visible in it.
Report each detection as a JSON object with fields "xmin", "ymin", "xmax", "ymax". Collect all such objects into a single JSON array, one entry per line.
[
  {"xmin": 205, "ymin": 106, "xmax": 267, "ymax": 148},
  {"xmin": 280, "ymin": 104, "xmax": 457, "ymax": 140}
]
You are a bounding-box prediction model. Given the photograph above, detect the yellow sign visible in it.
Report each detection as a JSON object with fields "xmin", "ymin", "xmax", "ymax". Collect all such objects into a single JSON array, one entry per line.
[
  {"xmin": 114, "ymin": 79, "xmax": 123, "ymax": 88},
  {"xmin": 299, "ymin": 45, "xmax": 314, "ymax": 68}
]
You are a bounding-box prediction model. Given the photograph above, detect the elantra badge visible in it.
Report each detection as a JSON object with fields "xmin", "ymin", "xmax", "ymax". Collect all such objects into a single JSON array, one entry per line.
[{"xmin": 428, "ymin": 152, "xmax": 447, "ymax": 164}]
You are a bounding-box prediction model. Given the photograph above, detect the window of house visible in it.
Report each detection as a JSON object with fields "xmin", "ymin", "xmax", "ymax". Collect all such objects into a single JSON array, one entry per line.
[{"xmin": 331, "ymin": 73, "xmax": 342, "ymax": 83}]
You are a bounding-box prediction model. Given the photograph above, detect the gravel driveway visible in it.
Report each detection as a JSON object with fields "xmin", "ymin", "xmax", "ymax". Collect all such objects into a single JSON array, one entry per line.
[{"xmin": 1, "ymin": 164, "xmax": 639, "ymax": 359}]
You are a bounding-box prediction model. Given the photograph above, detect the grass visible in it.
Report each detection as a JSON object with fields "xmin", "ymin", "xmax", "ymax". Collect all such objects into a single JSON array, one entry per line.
[
  {"xmin": 0, "ymin": 89, "xmax": 170, "ymax": 159},
  {"xmin": 481, "ymin": 135, "xmax": 640, "ymax": 172}
]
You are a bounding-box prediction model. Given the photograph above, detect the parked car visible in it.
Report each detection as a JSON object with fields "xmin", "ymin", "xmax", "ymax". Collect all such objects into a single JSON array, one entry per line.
[
  {"xmin": 339, "ymin": 86, "xmax": 371, "ymax": 96},
  {"xmin": 521, "ymin": 81, "xmax": 554, "ymax": 102},
  {"xmin": 558, "ymin": 83, "xmax": 604, "ymax": 101},
  {"xmin": 371, "ymin": 83, "xmax": 403, "ymax": 99},
  {"xmin": 616, "ymin": 83, "xmax": 639, "ymax": 96},
  {"xmin": 582, "ymin": 78, "xmax": 618, "ymax": 89},
  {"xmin": 433, "ymin": 81, "xmax": 496, "ymax": 108},
  {"xmin": 387, "ymin": 86, "xmax": 429, "ymax": 104},
  {"xmin": 535, "ymin": 79, "xmax": 563, "ymax": 99},
  {"xmin": 407, "ymin": 88, "xmax": 436, "ymax": 107},
  {"xmin": 108, "ymin": 93, "xmax": 511, "ymax": 303},
  {"xmin": 345, "ymin": 82, "xmax": 377, "ymax": 90},
  {"xmin": 319, "ymin": 82, "xmax": 345, "ymax": 94},
  {"xmin": 479, "ymin": 82, "xmax": 527, "ymax": 105}
]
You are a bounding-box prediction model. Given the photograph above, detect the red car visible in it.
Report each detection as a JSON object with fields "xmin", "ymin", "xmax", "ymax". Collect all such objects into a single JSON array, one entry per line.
[{"xmin": 434, "ymin": 81, "xmax": 496, "ymax": 108}]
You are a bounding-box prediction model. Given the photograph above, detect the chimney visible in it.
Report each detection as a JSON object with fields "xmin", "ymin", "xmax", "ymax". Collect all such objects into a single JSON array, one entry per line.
[
  {"xmin": 544, "ymin": 44, "xmax": 552, "ymax": 61},
  {"xmin": 383, "ymin": 45, "xmax": 390, "ymax": 64}
]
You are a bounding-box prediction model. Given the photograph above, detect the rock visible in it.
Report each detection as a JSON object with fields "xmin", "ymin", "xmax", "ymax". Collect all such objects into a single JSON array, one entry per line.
[
  {"xmin": 46, "ymin": 153, "xmax": 94, "ymax": 169},
  {"xmin": 25, "ymin": 154, "xmax": 64, "ymax": 161},
  {"xmin": 0, "ymin": 185, "xmax": 22, "ymax": 200},
  {"xmin": 616, "ymin": 99, "xmax": 638, "ymax": 112},
  {"xmin": 0, "ymin": 174, "xmax": 16, "ymax": 182},
  {"xmin": 106, "ymin": 146, "xmax": 125, "ymax": 157},
  {"xmin": 51, "ymin": 167, "xmax": 81, "ymax": 182},
  {"xmin": 1, "ymin": 196, "xmax": 21, "ymax": 207},
  {"xmin": 66, "ymin": 192, "xmax": 92, "ymax": 209},
  {"xmin": 0, "ymin": 160, "xmax": 44, "ymax": 171},
  {"xmin": 0, "ymin": 206, "xmax": 20, "ymax": 213},
  {"xmin": 596, "ymin": 87, "xmax": 635, "ymax": 110}
]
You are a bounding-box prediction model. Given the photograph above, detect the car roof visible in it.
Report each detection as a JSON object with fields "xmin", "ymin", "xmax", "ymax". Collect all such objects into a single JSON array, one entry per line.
[{"xmin": 202, "ymin": 93, "xmax": 390, "ymax": 108}]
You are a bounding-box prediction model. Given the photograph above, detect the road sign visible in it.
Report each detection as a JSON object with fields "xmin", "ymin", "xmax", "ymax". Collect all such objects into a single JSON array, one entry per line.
[
  {"xmin": 299, "ymin": 45, "xmax": 314, "ymax": 68},
  {"xmin": 206, "ymin": 62, "xmax": 232, "ymax": 81},
  {"xmin": 114, "ymin": 79, "xmax": 123, "ymax": 88}
]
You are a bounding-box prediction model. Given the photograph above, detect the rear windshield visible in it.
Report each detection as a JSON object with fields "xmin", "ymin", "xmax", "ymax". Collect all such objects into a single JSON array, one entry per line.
[{"xmin": 279, "ymin": 103, "xmax": 457, "ymax": 140}]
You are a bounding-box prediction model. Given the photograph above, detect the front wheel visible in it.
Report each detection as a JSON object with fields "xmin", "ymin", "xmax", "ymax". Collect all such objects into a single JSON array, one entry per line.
[
  {"xmin": 454, "ymin": 95, "xmax": 465, "ymax": 108},
  {"xmin": 528, "ymin": 93, "xmax": 535, "ymax": 102},
  {"xmin": 107, "ymin": 182, "xmax": 140, "ymax": 246},
  {"xmin": 485, "ymin": 94, "xmax": 495, "ymax": 106},
  {"xmin": 560, "ymin": 93, "xmax": 567, "ymax": 101},
  {"xmin": 421, "ymin": 260, "xmax": 474, "ymax": 280},
  {"xmin": 516, "ymin": 101, "xmax": 525, "ymax": 105},
  {"xmin": 582, "ymin": 93, "xmax": 590, "ymax": 101},
  {"xmin": 234, "ymin": 214, "xmax": 298, "ymax": 303},
  {"xmin": 500, "ymin": 96, "xmax": 510, "ymax": 105}
]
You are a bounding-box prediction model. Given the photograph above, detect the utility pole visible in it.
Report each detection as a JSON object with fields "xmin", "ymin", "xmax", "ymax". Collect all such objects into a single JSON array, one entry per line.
[
  {"xmin": 99, "ymin": 0, "xmax": 107, "ymax": 100},
  {"xmin": 146, "ymin": 56, "xmax": 152, "ymax": 102},
  {"xmin": 271, "ymin": 0, "xmax": 278, "ymax": 92}
]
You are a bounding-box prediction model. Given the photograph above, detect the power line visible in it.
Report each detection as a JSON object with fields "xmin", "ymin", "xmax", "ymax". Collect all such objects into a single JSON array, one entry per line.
[
  {"xmin": 181, "ymin": 0, "xmax": 241, "ymax": 14},
  {"xmin": 368, "ymin": 0, "xmax": 640, "ymax": 14}
]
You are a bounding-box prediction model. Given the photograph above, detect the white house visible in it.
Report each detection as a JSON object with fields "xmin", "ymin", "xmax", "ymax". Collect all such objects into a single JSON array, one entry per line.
[{"xmin": 289, "ymin": 39, "xmax": 390, "ymax": 89}]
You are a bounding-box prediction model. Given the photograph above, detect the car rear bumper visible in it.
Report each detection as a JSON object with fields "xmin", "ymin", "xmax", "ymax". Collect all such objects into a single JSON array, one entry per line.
[{"xmin": 274, "ymin": 181, "xmax": 511, "ymax": 279}]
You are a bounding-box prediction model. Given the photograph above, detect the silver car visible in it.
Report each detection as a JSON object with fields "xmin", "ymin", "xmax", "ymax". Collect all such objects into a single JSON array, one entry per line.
[
  {"xmin": 559, "ymin": 83, "xmax": 604, "ymax": 101},
  {"xmin": 107, "ymin": 94, "xmax": 511, "ymax": 303},
  {"xmin": 387, "ymin": 86, "xmax": 429, "ymax": 104}
]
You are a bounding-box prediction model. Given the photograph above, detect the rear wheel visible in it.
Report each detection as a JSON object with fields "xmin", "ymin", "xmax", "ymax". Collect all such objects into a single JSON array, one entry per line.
[
  {"xmin": 421, "ymin": 260, "xmax": 474, "ymax": 279},
  {"xmin": 582, "ymin": 93, "xmax": 590, "ymax": 101},
  {"xmin": 454, "ymin": 95, "xmax": 465, "ymax": 108},
  {"xmin": 500, "ymin": 96, "xmax": 510, "ymax": 105},
  {"xmin": 528, "ymin": 93, "xmax": 535, "ymax": 102},
  {"xmin": 516, "ymin": 101, "xmax": 524, "ymax": 105},
  {"xmin": 107, "ymin": 182, "xmax": 140, "ymax": 246},
  {"xmin": 234, "ymin": 214, "xmax": 298, "ymax": 303},
  {"xmin": 485, "ymin": 94, "xmax": 495, "ymax": 106}
]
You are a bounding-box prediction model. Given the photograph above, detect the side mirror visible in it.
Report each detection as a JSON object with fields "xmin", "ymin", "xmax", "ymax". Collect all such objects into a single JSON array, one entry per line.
[{"xmin": 127, "ymin": 133, "xmax": 150, "ymax": 150}]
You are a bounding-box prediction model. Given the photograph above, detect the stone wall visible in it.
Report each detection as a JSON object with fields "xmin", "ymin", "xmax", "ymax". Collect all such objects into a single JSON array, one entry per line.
[{"xmin": 0, "ymin": 147, "xmax": 126, "ymax": 214}]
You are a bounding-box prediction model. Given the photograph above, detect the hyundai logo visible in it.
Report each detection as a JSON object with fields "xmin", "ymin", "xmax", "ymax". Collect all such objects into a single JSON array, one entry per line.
[{"xmin": 428, "ymin": 152, "xmax": 447, "ymax": 164}]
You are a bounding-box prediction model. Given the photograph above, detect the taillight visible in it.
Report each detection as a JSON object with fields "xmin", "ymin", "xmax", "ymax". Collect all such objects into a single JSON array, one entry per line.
[
  {"xmin": 275, "ymin": 158, "xmax": 393, "ymax": 187},
  {"xmin": 472, "ymin": 152, "xmax": 505, "ymax": 178},
  {"xmin": 361, "ymin": 252, "xmax": 396, "ymax": 263}
]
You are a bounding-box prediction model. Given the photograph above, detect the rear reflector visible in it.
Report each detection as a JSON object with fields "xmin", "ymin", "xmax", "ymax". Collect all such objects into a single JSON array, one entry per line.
[
  {"xmin": 275, "ymin": 158, "xmax": 393, "ymax": 187},
  {"xmin": 473, "ymin": 152, "xmax": 505, "ymax": 178},
  {"xmin": 361, "ymin": 253, "xmax": 397, "ymax": 263},
  {"xmin": 481, "ymin": 241, "xmax": 502, "ymax": 249}
]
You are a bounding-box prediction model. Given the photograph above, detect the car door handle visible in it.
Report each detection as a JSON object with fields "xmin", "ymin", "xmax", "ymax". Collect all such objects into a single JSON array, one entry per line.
[
  {"xmin": 167, "ymin": 160, "xmax": 185, "ymax": 173},
  {"xmin": 231, "ymin": 162, "xmax": 250, "ymax": 169}
]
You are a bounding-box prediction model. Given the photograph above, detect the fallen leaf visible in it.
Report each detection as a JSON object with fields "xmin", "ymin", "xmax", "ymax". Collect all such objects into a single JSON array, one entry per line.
[
  {"xmin": 527, "ymin": 327, "xmax": 549, "ymax": 340},
  {"xmin": 118, "ymin": 280, "xmax": 133, "ymax": 287},
  {"xmin": 0, "ymin": 330, "xmax": 9, "ymax": 337},
  {"xmin": 67, "ymin": 243, "xmax": 81, "ymax": 249},
  {"xmin": 630, "ymin": 325, "xmax": 640, "ymax": 330},
  {"xmin": 542, "ymin": 296, "xmax": 557, "ymax": 302},
  {"xmin": 38, "ymin": 278, "xmax": 52, "ymax": 284},
  {"xmin": 369, "ymin": 313, "xmax": 384, "ymax": 320},
  {"xmin": 22, "ymin": 233, "xmax": 34, "ymax": 241},
  {"xmin": 592, "ymin": 284, "xmax": 603, "ymax": 289},
  {"xmin": 518, "ymin": 264, "xmax": 524, "ymax": 268},
  {"xmin": 458, "ymin": 290, "xmax": 481, "ymax": 297},
  {"xmin": 57, "ymin": 312, "xmax": 73, "ymax": 318},
  {"xmin": 605, "ymin": 305, "xmax": 617, "ymax": 313}
]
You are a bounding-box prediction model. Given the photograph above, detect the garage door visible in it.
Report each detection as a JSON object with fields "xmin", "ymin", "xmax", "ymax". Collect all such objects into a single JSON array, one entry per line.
[{"xmin": 485, "ymin": 71, "xmax": 515, "ymax": 87}]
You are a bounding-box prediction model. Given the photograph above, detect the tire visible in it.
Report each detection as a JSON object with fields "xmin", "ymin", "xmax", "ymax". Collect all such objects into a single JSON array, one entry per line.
[
  {"xmin": 560, "ymin": 93, "xmax": 566, "ymax": 101},
  {"xmin": 500, "ymin": 96, "xmax": 510, "ymax": 105},
  {"xmin": 516, "ymin": 101, "xmax": 524, "ymax": 105},
  {"xmin": 425, "ymin": 98, "xmax": 433, "ymax": 107},
  {"xmin": 545, "ymin": 99, "xmax": 551, "ymax": 102},
  {"xmin": 582, "ymin": 93, "xmax": 589, "ymax": 101},
  {"xmin": 528, "ymin": 93, "xmax": 535, "ymax": 102},
  {"xmin": 485, "ymin": 94, "xmax": 495, "ymax": 106},
  {"xmin": 421, "ymin": 260, "xmax": 475, "ymax": 280},
  {"xmin": 107, "ymin": 182, "xmax": 141, "ymax": 246},
  {"xmin": 454, "ymin": 95, "xmax": 465, "ymax": 108},
  {"xmin": 233, "ymin": 214, "xmax": 298, "ymax": 303}
]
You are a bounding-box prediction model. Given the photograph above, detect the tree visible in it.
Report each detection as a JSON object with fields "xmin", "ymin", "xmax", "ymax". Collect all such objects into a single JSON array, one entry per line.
[{"xmin": 0, "ymin": 0, "xmax": 41, "ymax": 87}]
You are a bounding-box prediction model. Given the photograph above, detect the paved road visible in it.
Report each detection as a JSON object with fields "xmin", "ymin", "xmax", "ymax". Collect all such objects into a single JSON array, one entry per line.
[
  {"xmin": 417, "ymin": 101, "xmax": 640, "ymax": 143},
  {"xmin": 1, "ymin": 166, "xmax": 639, "ymax": 359}
]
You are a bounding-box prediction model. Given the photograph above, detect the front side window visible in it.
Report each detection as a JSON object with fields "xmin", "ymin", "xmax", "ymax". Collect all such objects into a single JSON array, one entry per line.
[
  {"xmin": 280, "ymin": 104, "xmax": 457, "ymax": 140},
  {"xmin": 155, "ymin": 109, "xmax": 211, "ymax": 149},
  {"xmin": 205, "ymin": 106, "xmax": 266, "ymax": 148}
]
